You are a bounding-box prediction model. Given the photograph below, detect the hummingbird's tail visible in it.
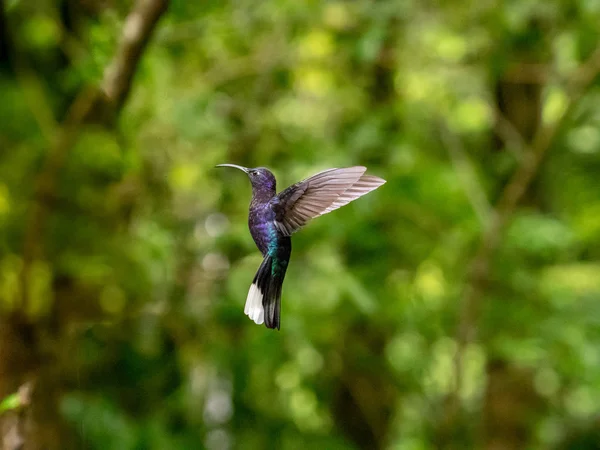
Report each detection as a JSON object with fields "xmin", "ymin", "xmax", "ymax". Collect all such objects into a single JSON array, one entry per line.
[{"xmin": 244, "ymin": 252, "xmax": 289, "ymax": 330}]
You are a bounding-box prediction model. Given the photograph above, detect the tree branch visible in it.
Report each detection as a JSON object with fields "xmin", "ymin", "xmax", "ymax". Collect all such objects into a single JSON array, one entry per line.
[
  {"xmin": 9, "ymin": 1, "xmax": 170, "ymax": 447},
  {"xmin": 493, "ymin": 107, "xmax": 528, "ymax": 160},
  {"xmin": 21, "ymin": 0, "xmax": 170, "ymax": 307},
  {"xmin": 102, "ymin": 0, "xmax": 169, "ymax": 110},
  {"xmin": 440, "ymin": 123, "xmax": 491, "ymax": 226}
]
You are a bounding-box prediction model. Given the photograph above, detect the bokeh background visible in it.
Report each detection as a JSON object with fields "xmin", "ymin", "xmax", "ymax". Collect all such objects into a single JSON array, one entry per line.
[{"xmin": 2, "ymin": 0, "xmax": 600, "ymax": 449}]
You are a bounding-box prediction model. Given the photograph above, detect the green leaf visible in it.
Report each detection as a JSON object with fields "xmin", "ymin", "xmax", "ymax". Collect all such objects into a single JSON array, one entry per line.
[{"xmin": 0, "ymin": 392, "xmax": 21, "ymax": 412}]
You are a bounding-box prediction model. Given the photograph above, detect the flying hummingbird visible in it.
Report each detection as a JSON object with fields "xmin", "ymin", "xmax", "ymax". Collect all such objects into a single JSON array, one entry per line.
[{"xmin": 216, "ymin": 164, "xmax": 385, "ymax": 330}]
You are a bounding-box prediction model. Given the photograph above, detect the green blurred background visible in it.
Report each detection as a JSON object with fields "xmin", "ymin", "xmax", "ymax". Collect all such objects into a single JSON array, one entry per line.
[{"xmin": 1, "ymin": 0, "xmax": 600, "ymax": 449}]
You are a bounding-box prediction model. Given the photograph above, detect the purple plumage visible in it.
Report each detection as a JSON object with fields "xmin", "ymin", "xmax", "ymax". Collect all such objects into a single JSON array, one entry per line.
[{"xmin": 216, "ymin": 164, "xmax": 386, "ymax": 330}]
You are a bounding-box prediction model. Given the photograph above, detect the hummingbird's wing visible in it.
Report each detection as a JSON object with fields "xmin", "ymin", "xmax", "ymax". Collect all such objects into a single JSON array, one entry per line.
[{"xmin": 273, "ymin": 166, "xmax": 386, "ymax": 235}]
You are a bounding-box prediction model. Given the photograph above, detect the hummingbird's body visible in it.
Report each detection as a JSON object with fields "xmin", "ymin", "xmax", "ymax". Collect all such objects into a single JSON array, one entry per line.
[{"xmin": 217, "ymin": 164, "xmax": 385, "ymax": 330}]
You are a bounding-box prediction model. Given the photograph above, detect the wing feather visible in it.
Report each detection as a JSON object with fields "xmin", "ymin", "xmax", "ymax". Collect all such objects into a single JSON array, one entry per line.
[
  {"xmin": 320, "ymin": 175, "xmax": 386, "ymax": 214},
  {"xmin": 273, "ymin": 167, "xmax": 385, "ymax": 235}
]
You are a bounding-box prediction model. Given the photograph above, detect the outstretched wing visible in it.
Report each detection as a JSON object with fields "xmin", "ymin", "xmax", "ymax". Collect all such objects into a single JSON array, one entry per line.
[{"xmin": 273, "ymin": 166, "xmax": 385, "ymax": 236}]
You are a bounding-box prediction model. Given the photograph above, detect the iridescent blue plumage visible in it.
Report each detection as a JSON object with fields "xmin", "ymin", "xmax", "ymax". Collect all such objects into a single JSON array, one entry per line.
[{"xmin": 216, "ymin": 164, "xmax": 385, "ymax": 330}]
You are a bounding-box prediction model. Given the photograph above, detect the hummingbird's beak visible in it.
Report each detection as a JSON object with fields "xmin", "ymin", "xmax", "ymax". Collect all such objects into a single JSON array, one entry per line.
[{"xmin": 215, "ymin": 164, "xmax": 249, "ymax": 173}]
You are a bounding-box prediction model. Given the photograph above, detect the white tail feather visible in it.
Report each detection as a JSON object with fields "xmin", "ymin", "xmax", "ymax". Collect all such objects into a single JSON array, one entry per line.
[{"xmin": 245, "ymin": 283, "xmax": 264, "ymax": 324}]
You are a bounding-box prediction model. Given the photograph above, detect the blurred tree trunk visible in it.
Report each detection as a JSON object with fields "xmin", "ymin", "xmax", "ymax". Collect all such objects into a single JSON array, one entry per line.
[
  {"xmin": 0, "ymin": 318, "xmax": 37, "ymax": 450},
  {"xmin": 0, "ymin": 0, "xmax": 11, "ymax": 72},
  {"xmin": 440, "ymin": 16, "xmax": 553, "ymax": 450},
  {"xmin": 333, "ymin": 324, "xmax": 397, "ymax": 450},
  {"xmin": 0, "ymin": 1, "xmax": 169, "ymax": 448},
  {"xmin": 483, "ymin": 359, "xmax": 544, "ymax": 450},
  {"xmin": 331, "ymin": 18, "xmax": 400, "ymax": 450},
  {"xmin": 482, "ymin": 18, "xmax": 548, "ymax": 450}
]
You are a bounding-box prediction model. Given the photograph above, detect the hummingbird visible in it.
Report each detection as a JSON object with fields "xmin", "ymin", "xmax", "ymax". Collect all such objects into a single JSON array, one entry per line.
[{"xmin": 216, "ymin": 164, "xmax": 385, "ymax": 330}]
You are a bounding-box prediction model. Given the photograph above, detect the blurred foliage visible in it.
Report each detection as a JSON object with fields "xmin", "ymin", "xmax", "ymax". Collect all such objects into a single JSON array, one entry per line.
[
  {"xmin": 1, "ymin": 0, "xmax": 600, "ymax": 449},
  {"xmin": 0, "ymin": 392, "xmax": 21, "ymax": 413}
]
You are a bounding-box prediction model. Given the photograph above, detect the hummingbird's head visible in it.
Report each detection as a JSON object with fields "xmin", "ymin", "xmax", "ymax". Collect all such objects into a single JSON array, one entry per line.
[{"xmin": 216, "ymin": 164, "xmax": 276, "ymax": 193}]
